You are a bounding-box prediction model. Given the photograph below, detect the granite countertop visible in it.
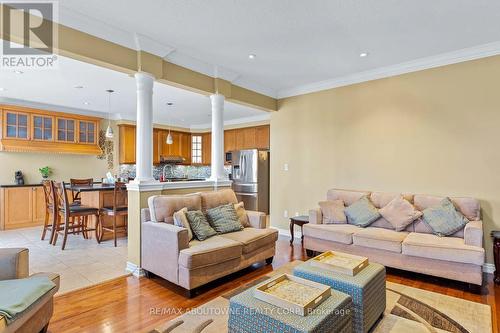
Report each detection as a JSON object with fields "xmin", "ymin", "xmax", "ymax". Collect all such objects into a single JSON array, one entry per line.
[
  {"xmin": 65, "ymin": 183, "xmax": 124, "ymax": 192},
  {"xmin": 0, "ymin": 183, "xmax": 43, "ymax": 188}
]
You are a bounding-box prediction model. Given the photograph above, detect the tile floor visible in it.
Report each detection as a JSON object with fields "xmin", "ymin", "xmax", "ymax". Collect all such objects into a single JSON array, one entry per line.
[{"xmin": 0, "ymin": 226, "xmax": 129, "ymax": 294}]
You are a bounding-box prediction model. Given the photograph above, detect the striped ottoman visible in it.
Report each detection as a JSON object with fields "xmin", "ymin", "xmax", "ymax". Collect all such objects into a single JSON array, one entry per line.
[
  {"xmin": 228, "ymin": 285, "xmax": 353, "ymax": 333},
  {"xmin": 293, "ymin": 261, "xmax": 386, "ymax": 333}
]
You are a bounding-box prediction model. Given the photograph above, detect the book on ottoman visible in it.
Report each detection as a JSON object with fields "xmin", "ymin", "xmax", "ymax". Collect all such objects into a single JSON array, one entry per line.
[
  {"xmin": 228, "ymin": 280, "xmax": 353, "ymax": 333},
  {"xmin": 293, "ymin": 258, "xmax": 386, "ymax": 333}
]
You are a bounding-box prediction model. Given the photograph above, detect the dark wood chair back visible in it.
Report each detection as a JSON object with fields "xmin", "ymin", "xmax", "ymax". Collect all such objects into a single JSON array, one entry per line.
[
  {"xmin": 69, "ymin": 178, "xmax": 93, "ymax": 203},
  {"xmin": 55, "ymin": 182, "xmax": 71, "ymax": 217},
  {"xmin": 41, "ymin": 180, "xmax": 55, "ymax": 212},
  {"xmin": 113, "ymin": 181, "xmax": 127, "ymax": 213}
]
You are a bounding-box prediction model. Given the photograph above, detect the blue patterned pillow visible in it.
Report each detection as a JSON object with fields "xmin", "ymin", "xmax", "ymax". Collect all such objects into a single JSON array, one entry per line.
[
  {"xmin": 422, "ymin": 197, "xmax": 469, "ymax": 237},
  {"xmin": 185, "ymin": 210, "xmax": 217, "ymax": 241},
  {"xmin": 345, "ymin": 196, "xmax": 381, "ymax": 227},
  {"xmin": 206, "ymin": 203, "xmax": 243, "ymax": 234}
]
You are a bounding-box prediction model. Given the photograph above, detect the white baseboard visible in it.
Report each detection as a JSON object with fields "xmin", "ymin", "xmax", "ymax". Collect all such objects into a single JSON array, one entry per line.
[
  {"xmin": 126, "ymin": 261, "xmax": 146, "ymax": 277},
  {"xmin": 483, "ymin": 263, "xmax": 495, "ymax": 274},
  {"xmin": 271, "ymin": 227, "xmax": 495, "ymax": 274}
]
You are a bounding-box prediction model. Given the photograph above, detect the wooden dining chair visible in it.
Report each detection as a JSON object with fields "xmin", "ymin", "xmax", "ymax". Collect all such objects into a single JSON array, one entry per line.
[
  {"xmin": 53, "ymin": 182, "xmax": 100, "ymax": 250},
  {"xmin": 69, "ymin": 178, "xmax": 93, "ymax": 205},
  {"xmin": 97, "ymin": 181, "xmax": 128, "ymax": 247},
  {"xmin": 40, "ymin": 180, "xmax": 57, "ymax": 244}
]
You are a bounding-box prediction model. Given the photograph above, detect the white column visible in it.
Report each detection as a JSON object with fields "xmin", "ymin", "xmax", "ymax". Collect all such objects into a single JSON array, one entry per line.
[
  {"xmin": 134, "ymin": 72, "xmax": 155, "ymax": 183},
  {"xmin": 208, "ymin": 94, "xmax": 226, "ymax": 182}
]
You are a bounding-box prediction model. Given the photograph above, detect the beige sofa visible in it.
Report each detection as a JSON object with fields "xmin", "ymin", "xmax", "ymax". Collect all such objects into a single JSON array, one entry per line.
[
  {"xmin": 305, "ymin": 189, "xmax": 485, "ymax": 286},
  {"xmin": 141, "ymin": 189, "xmax": 277, "ymax": 296},
  {"xmin": 0, "ymin": 248, "xmax": 60, "ymax": 333}
]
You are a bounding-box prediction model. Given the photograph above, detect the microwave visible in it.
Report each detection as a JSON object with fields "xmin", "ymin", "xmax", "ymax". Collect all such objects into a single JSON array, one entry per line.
[{"xmin": 225, "ymin": 152, "xmax": 232, "ymax": 163}]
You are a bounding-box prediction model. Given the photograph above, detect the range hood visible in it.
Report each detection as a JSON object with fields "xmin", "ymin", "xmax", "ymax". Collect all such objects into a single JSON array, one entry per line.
[{"xmin": 160, "ymin": 155, "xmax": 186, "ymax": 164}]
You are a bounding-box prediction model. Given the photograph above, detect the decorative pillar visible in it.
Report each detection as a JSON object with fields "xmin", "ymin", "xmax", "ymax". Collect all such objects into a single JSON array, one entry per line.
[
  {"xmin": 208, "ymin": 94, "xmax": 226, "ymax": 182},
  {"xmin": 134, "ymin": 72, "xmax": 155, "ymax": 183}
]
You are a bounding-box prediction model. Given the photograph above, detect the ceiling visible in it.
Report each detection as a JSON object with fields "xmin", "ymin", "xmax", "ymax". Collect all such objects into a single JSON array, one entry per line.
[
  {"xmin": 0, "ymin": 55, "xmax": 268, "ymax": 129},
  {"xmin": 55, "ymin": 0, "xmax": 500, "ymax": 98}
]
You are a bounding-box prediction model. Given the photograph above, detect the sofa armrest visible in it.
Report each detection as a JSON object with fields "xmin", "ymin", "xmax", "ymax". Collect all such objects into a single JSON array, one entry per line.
[
  {"xmin": 246, "ymin": 210, "xmax": 267, "ymax": 229},
  {"xmin": 0, "ymin": 248, "xmax": 29, "ymax": 280},
  {"xmin": 309, "ymin": 208, "xmax": 323, "ymax": 224},
  {"xmin": 464, "ymin": 220, "xmax": 483, "ymax": 247},
  {"xmin": 141, "ymin": 222, "xmax": 189, "ymax": 284}
]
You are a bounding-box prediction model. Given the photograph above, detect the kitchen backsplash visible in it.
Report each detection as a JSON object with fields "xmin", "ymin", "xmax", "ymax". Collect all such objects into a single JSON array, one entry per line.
[{"xmin": 119, "ymin": 164, "xmax": 231, "ymax": 180}]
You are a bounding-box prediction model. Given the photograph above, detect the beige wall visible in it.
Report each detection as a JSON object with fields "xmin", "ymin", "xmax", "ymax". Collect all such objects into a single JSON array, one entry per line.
[
  {"xmin": 0, "ymin": 120, "xmax": 119, "ymax": 185},
  {"xmin": 271, "ymin": 55, "xmax": 500, "ymax": 263}
]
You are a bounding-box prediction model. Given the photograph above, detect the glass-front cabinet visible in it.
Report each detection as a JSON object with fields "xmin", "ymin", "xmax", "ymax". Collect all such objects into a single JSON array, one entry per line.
[
  {"xmin": 32, "ymin": 115, "xmax": 54, "ymax": 141},
  {"xmin": 78, "ymin": 120, "xmax": 96, "ymax": 144},
  {"xmin": 1, "ymin": 107, "xmax": 101, "ymax": 155},
  {"xmin": 56, "ymin": 118, "xmax": 76, "ymax": 142},
  {"xmin": 4, "ymin": 111, "xmax": 29, "ymax": 140}
]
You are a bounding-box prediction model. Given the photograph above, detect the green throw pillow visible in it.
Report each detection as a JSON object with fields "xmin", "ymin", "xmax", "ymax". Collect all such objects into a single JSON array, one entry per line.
[
  {"xmin": 206, "ymin": 203, "xmax": 243, "ymax": 234},
  {"xmin": 345, "ymin": 196, "xmax": 381, "ymax": 227},
  {"xmin": 422, "ymin": 197, "xmax": 469, "ymax": 237},
  {"xmin": 185, "ymin": 210, "xmax": 217, "ymax": 241}
]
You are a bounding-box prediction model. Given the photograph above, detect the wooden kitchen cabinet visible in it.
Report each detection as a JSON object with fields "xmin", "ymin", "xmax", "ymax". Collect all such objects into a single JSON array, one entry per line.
[
  {"xmin": 153, "ymin": 129, "xmax": 160, "ymax": 164},
  {"xmin": 118, "ymin": 125, "xmax": 136, "ymax": 164},
  {"xmin": 224, "ymin": 130, "xmax": 236, "ymax": 152},
  {"xmin": 0, "ymin": 186, "xmax": 45, "ymax": 230},
  {"xmin": 255, "ymin": 125, "xmax": 270, "ymax": 149},
  {"xmin": 202, "ymin": 132, "xmax": 211, "ymax": 165}
]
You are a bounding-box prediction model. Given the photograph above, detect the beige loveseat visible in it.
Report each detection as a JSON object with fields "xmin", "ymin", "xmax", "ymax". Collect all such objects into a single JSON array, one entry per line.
[
  {"xmin": 0, "ymin": 248, "xmax": 60, "ymax": 333},
  {"xmin": 141, "ymin": 189, "xmax": 277, "ymax": 296},
  {"xmin": 305, "ymin": 189, "xmax": 485, "ymax": 286}
]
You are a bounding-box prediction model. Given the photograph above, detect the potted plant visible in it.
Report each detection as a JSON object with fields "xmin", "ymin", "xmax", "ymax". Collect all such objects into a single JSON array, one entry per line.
[{"xmin": 39, "ymin": 166, "xmax": 51, "ymax": 181}]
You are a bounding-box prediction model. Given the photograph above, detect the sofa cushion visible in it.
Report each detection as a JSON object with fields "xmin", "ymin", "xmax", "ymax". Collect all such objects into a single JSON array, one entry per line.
[
  {"xmin": 327, "ymin": 189, "xmax": 371, "ymax": 206},
  {"xmin": 352, "ymin": 227, "xmax": 408, "ymax": 253},
  {"xmin": 200, "ymin": 189, "xmax": 238, "ymax": 212},
  {"xmin": 345, "ymin": 196, "xmax": 381, "ymax": 227},
  {"xmin": 173, "ymin": 207, "xmax": 193, "ymax": 241},
  {"xmin": 302, "ymin": 224, "xmax": 360, "ymax": 244},
  {"xmin": 220, "ymin": 228, "xmax": 278, "ymax": 254},
  {"xmin": 402, "ymin": 232, "xmax": 484, "ymax": 265},
  {"xmin": 148, "ymin": 193, "xmax": 202, "ymax": 224},
  {"xmin": 379, "ymin": 196, "xmax": 422, "ymax": 231},
  {"xmin": 370, "ymin": 192, "xmax": 414, "ymax": 208},
  {"xmin": 234, "ymin": 202, "xmax": 250, "ymax": 227},
  {"xmin": 414, "ymin": 195, "xmax": 480, "ymax": 221},
  {"xmin": 185, "ymin": 210, "xmax": 217, "ymax": 241},
  {"xmin": 179, "ymin": 236, "xmax": 242, "ymax": 269},
  {"xmin": 421, "ymin": 198, "xmax": 469, "ymax": 237},
  {"xmin": 206, "ymin": 203, "xmax": 243, "ymax": 234},
  {"xmin": 319, "ymin": 200, "xmax": 346, "ymax": 224}
]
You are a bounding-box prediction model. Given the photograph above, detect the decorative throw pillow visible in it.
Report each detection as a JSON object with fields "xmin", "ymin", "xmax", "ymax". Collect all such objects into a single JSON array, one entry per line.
[
  {"xmin": 206, "ymin": 203, "xmax": 243, "ymax": 234},
  {"xmin": 422, "ymin": 197, "xmax": 469, "ymax": 237},
  {"xmin": 234, "ymin": 202, "xmax": 250, "ymax": 227},
  {"xmin": 319, "ymin": 200, "xmax": 346, "ymax": 224},
  {"xmin": 185, "ymin": 210, "xmax": 217, "ymax": 241},
  {"xmin": 379, "ymin": 196, "xmax": 423, "ymax": 231},
  {"xmin": 173, "ymin": 207, "xmax": 193, "ymax": 241},
  {"xmin": 345, "ymin": 196, "xmax": 381, "ymax": 227}
]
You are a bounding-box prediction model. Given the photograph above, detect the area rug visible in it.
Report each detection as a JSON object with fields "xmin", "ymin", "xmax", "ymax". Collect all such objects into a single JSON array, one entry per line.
[{"xmin": 155, "ymin": 261, "xmax": 492, "ymax": 333}]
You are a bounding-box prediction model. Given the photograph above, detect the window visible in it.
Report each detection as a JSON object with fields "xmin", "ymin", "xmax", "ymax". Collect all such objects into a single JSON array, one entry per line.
[
  {"xmin": 56, "ymin": 118, "xmax": 75, "ymax": 142},
  {"xmin": 5, "ymin": 111, "xmax": 29, "ymax": 139},
  {"xmin": 192, "ymin": 135, "xmax": 202, "ymax": 164},
  {"xmin": 78, "ymin": 121, "xmax": 96, "ymax": 144},
  {"xmin": 33, "ymin": 115, "xmax": 53, "ymax": 141}
]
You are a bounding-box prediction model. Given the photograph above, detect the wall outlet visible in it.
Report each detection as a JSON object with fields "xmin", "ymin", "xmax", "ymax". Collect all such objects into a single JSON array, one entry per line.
[
  {"xmin": 295, "ymin": 212, "xmax": 299, "ymax": 217},
  {"xmin": 283, "ymin": 163, "xmax": 289, "ymax": 171},
  {"xmin": 283, "ymin": 210, "xmax": 288, "ymax": 218}
]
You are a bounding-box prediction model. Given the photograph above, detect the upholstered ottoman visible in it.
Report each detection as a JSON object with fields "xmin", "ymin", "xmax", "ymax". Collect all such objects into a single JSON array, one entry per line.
[
  {"xmin": 293, "ymin": 261, "xmax": 386, "ymax": 333},
  {"xmin": 228, "ymin": 286, "xmax": 353, "ymax": 333}
]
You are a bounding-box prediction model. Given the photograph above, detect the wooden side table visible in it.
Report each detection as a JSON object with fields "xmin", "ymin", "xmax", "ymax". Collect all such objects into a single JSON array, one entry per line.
[
  {"xmin": 289, "ymin": 215, "xmax": 309, "ymax": 245},
  {"xmin": 491, "ymin": 231, "xmax": 500, "ymax": 284}
]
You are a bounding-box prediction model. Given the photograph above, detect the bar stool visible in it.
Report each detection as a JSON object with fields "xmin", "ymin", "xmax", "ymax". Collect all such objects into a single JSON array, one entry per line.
[
  {"xmin": 40, "ymin": 180, "xmax": 57, "ymax": 243},
  {"xmin": 97, "ymin": 181, "xmax": 128, "ymax": 247},
  {"xmin": 53, "ymin": 182, "xmax": 100, "ymax": 250},
  {"xmin": 69, "ymin": 178, "xmax": 93, "ymax": 205}
]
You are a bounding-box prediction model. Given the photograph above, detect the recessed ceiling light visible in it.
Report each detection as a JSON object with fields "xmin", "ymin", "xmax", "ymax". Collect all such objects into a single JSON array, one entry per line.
[
  {"xmin": 248, "ymin": 54, "xmax": 256, "ymax": 60},
  {"xmin": 166, "ymin": 102, "xmax": 174, "ymax": 106},
  {"xmin": 359, "ymin": 52, "xmax": 369, "ymax": 58},
  {"xmin": 74, "ymin": 85, "xmax": 84, "ymax": 89},
  {"xmin": 14, "ymin": 70, "xmax": 23, "ymax": 74},
  {"xmin": 83, "ymin": 101, "xmax": 90, "ymax": 105}
]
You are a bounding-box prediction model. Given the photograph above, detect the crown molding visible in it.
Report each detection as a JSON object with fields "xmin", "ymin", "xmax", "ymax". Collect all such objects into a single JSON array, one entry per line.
[
  {"xmin": 277, "ymin": 41, "xmax": 500, "ymax": 99},
  {"xmin": 189, "ymin": 113, "xmax": 270, "ymax": 131}
]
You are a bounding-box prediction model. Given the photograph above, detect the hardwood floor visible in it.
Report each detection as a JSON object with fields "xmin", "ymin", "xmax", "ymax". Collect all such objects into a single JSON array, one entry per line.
[{"xmin": 49, "ymin": 236, "xmax": 500, "ymax": 333}]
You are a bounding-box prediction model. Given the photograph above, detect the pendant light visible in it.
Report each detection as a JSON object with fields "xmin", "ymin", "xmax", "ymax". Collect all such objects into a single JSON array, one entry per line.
[
  {"xmin": 166, "ymin": 102, "xmax": 173, "ymax": 145},
  {"xmin": 105, "ymin": 89, "xmax": 114, "ymax": 138}
]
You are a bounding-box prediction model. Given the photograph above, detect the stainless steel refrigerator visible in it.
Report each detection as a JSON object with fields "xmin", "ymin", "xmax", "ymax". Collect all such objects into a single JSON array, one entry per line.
[{"xmin": 231, "ymin": 149, "xmax": 269, "ymax": 214}]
